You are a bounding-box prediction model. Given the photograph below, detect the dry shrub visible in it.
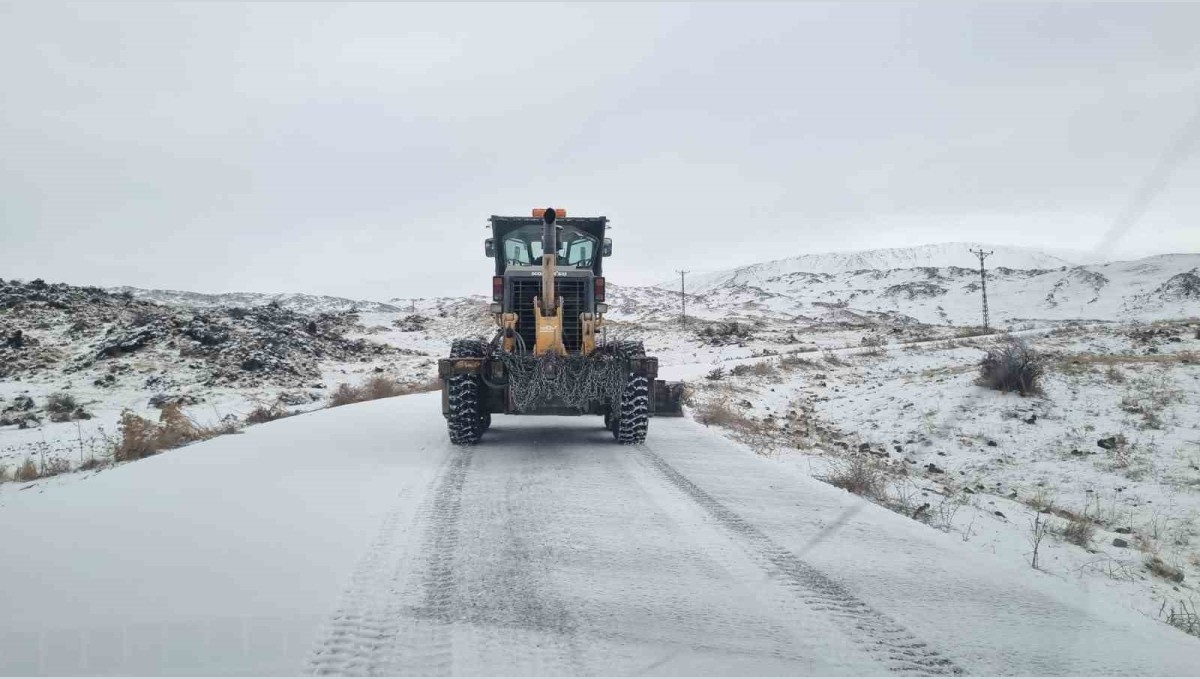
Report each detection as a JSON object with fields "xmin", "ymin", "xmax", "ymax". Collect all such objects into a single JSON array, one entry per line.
[
  {"xmin": 1145, "ymin": 555, "xmax": 1185, "ymax": 583},
  {"xmin": 823, "ymin": 351, "xmax": 849, "ymax": 367},
  {"xmin": 246, "ymin": 403, "xmax": 289, "ymax": 425},
  {"xmin": 1119, "ymin": 372, "xmax": 1183, "ymax": 429},
  {"xmin": 730, "ymin": 361, "xmax": 778, "ymax": 379},
  {"xmin": 327, "ymin": 383, "xmax": 364, "ymax": 407},
  {"xmin": 695, "ymin": 400, "xmax": 750, "ymax": 429},
  {"xmin": 114, "ymin": 411, "xmax": 159, "ymax": 461},
  {"xmin": 15, "ymin": 458, "xmax": 39, "ymax": 482},
  {"xmin": 821, "ymin": 454, "xmax": 888, "ymax": 499},
  {"xmin": 780, "ymin": 354, "xmax": 817, "ymax": 371},
  {"xmin": 695, "ymin": 399, "xmax": 782, "ymax": 456},
  {"xmin": 1060, "ymin": 517, "xmax": 1096, "ymax": 547},
  {"xmin": 955, "ymin": 326, "xmax": 991, "ymax": 338},
  {"xmin": 861, "ymin": 334, "xmax": 887, "ymax": 356},
  {"xmin": 327, "ymin": 375, "xmax": 439, "ymax": 408},
  {"xmin": 46, "ymin": 392, "xmax": 77, "ymax": 415},
  {"xmin": 978, "ymin": 338, "xmax": 1043, "ymax": 395},
  {"xmin": 113, "ymin": 404, "xmax": 240, "ymax": 462},
  {"xmin": 0, "ymin": 463, "xmax": 8, "ymax": 483}
]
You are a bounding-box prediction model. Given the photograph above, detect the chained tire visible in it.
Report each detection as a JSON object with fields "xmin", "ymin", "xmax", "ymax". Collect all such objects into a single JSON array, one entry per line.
[
  {"xmin": 446, "ymin": 338, "xmax": 488, "ymax": 445},
  {"xmin": 609, "ymin": 341, "xmax": 650, "ymax": 445}
]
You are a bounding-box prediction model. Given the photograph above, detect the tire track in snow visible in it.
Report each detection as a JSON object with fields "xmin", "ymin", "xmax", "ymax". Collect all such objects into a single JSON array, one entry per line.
[
  {"xmin": 638, "ymin": 447, "xmax": 965, "ymax": 676},
  {"xmin": 307, "ymin": 446, "xmax": 472, "ymax": 676}
]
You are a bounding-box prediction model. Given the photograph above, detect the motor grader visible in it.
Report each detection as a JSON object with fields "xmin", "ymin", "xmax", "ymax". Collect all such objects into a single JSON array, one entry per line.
[{"xmin": 437, "ymin": 208, "xmax": 683, "ymax": 445}]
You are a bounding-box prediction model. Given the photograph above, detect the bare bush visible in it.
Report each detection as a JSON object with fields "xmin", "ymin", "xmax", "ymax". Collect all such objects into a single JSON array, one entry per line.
[
  {"xmin": 860, "ymin": 334, "xmax": 887, "ymax": 356},
  {"xmin": 113, "ymin": 404, "xmax": 240, "ymax": 462},
  {"xmin": 694, "ymin": 399, "xmax": 782, "ymax": 456},
  {"xmin": 15, "ymin": 458, "xmax": 39, "ymax": 482},
  {"xmin": 780, "ymin": 354, "xmax": 817, "ymax": 371},
  {"xmin": 1060, "ymin": 517, "xmax": 1096, "ymax": 547},
  {"xmin": 1146, "ymin": 555, "xmax": 1185, "ymax": 583},
  {"xmin": 246, "ymin": 403, "xmax": 290, "ymax": 425},
  {"xmin": 955, "ymin": 326, "xmax": 991, "ymax": 338},
  {"xmin": 1030, "ymin": 512, "xmax": 1049, "ymax": 569},
  {"xmin": 705, "ymin": 367, "xmax": 725, "ymax": 381},
  {"xmin": 979, "ymin": 338, "xmax": 1043, "ymax": 395},
  {"xmin": 327, "ymin": 383, "xmax": 364, "ymax": 408},
  {"xmin": 729, "ymin": 361, "xmax": 778, "ymax": 379},
  {"xmin": 327, "ymin": 375, "xmax": 440, "ymax": 408},
  {"xmin": 46, "ymin": 392, "xmax": 77, "ymax": 415},
  {"xmin": 696, "ymin": 321, "xmax": 755, "ymax": 346},
  {"xmin": 1119, "ymin": 372, "xmax": 1183, "ymax": 430},
  {"xmin": 1164, "ymin": 600, "xmax": 1200, "ymax": 638},
  {"xmin": 45, "ymin": 392, "xmax": 91, "ymax": 423},
  {"xmin": 823, "ymin": 351, "xmax": 849, "ymax": 367},
  {"xmin": 821, "ymin": 454, "xmax": 888, "ymax": 499}
]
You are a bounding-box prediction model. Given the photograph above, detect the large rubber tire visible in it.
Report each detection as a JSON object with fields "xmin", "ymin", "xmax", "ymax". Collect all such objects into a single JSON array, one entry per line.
[
  {"xmin": 446, "ymin": 339, "xmax": 488, "ymax": 445},
  {"xmin": 609, "ymin": 341, "xmax": 650, "ymax": 445}
]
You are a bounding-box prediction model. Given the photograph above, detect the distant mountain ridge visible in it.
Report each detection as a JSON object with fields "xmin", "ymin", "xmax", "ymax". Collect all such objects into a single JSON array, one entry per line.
[{"xmin": 667, "ymin": 243, "xmax": 1077, "ymax": 293}]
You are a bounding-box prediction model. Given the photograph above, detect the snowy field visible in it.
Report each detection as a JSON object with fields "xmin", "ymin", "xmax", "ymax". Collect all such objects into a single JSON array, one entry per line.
[{"xmin": 679, "ymin": 319, "xmax": 1200, "ymax": 636}]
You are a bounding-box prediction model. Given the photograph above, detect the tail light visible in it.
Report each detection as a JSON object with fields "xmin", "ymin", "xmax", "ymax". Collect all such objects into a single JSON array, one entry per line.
[
  {"xmin": 594, "ymin": 276, "xmax": 605, "ymax": 302},
  {"xmin": 492, "ymin": 276, "xmax": 504, "ymax": 301}
]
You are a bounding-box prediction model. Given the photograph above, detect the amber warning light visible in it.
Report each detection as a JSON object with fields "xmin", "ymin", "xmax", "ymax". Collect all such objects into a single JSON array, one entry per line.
[{"xmin": 532, "ymin": 208, "xmax": 566, "ymax": 218}]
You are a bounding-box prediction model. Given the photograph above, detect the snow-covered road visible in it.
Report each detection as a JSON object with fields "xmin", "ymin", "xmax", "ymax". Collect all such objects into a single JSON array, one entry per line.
[{"xmin": 1, "ymin": 393, "xmax": 1197, "ymax": 675}]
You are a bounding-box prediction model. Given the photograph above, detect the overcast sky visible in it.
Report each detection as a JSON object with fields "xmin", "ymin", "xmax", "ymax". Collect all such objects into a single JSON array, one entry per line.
[{"xmin": 2, "ymin": 2, "xmax": 1199, "ymax": 300}]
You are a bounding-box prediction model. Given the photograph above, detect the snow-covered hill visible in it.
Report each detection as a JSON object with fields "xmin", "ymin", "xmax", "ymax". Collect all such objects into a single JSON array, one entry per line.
[
  {"xmin": 646, "ymin": 253, "xmax": 1199, "ymax": 327},
  {"xmin": 672, "ymin": 243, "xmax": 1077, "ymax": 293},
  {"xmin": 110, "ymin": 286, "xmax": 403, "ymax": 314}
]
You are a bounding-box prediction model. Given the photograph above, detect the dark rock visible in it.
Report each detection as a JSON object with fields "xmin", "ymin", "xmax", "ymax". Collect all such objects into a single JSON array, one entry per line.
[
  {"xmin": 925, "ymin": 463, "xmax": 944, "ymax": 474},
  {"xmin": 1114, "ymin": 527, "xmax": 1132, "ymax": 534},
  {"xmin": 1112, "ymin": 538, "xmax": 1129, "ymax": 548},
  {"xmin": 148, "ymin": 393, "xmax": 201, "ymax": 408},
  {"xmin": 1097, "ymin": 435, "xmax": 1125, "ymax": 450},
  {"xmin": 858, "ymin": 442, "xmax": 872, "ymax": 453},
  {"xmin": 994, "ymin": 511, "xmax": 1007, "ymax": 519},
  {"xmin": 1023, "ymin": 414, "xmax": 1038, "ymax": 424},
  {"xmin": 96, "ymin": 327, "xmax": 160, "ymax": 358},
  {"xmin": 5, "ymin": 330, "xmax": 23, "ymax": 348},
  {"xmin": 986, "ymin": 440, "xmax": 998, "ymax": 447}
]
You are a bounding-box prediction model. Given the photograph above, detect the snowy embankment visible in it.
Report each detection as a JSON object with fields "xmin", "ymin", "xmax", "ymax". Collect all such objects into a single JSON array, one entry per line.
[
  {"xmin": 682, "ymin": 319, "xmax": 1200, "ymax": 640},
  {"xmin": 2, "ymin": 393, "xmax": 1198, "ymax": 675}
]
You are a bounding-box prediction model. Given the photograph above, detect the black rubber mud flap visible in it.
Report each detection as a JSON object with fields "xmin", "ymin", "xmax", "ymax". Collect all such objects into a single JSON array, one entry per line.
[{"xmin": 654, "ymin": 380, "xmax": 685, "ymax": 417}]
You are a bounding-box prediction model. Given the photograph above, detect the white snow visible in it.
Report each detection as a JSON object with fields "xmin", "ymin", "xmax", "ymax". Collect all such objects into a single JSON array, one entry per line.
[
  {"xmin": 670, "ymin": 242, "xmax": 1079, "ymax": 293},
  {"xmin": 2, "ymin": 394, "xmax": 1197, "ymax": 675}
]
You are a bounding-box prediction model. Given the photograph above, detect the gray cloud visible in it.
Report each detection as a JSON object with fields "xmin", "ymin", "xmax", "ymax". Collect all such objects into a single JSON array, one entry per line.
[{"xmin": 3, "ymin": 2, "xmax": 1198, "ymax": 300}]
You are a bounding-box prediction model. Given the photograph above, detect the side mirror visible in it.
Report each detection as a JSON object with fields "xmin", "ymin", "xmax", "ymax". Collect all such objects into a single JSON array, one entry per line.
[
  {"xmin": 602, "ymin": 238, "xmax": 612, "ymax": 257},
  {"xmin": 484, "ymin": 238, "xmax": 495, "ymax": 257}
]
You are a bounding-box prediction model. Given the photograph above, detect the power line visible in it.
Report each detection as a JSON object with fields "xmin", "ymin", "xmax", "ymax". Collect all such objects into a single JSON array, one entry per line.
[
  {"xmin": 968, "ymin": 249, "xmax": 993, "ymax": 331},
  {"xmin": 676, "ymin": 270, "xmax": 689, "ymax": 327}
]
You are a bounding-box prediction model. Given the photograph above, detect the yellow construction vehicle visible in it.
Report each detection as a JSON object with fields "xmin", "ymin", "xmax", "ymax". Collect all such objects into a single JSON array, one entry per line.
[{"xmin": 437, "ymin": 208, "xmax": 683, "ymax": 444}]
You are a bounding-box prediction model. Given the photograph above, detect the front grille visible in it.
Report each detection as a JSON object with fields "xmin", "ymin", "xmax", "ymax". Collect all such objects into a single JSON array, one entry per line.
[{"xmin": 511, "ymin": 278, "xmax": 588, "ymax": 353}]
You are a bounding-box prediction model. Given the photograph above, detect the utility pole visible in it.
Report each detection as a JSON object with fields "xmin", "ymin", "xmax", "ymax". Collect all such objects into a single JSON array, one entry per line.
[
  {"xmin": 676, "ymin": 270, "xmax": 689, "ymax": 327},
  {"xmin": 968, "ymin": 248, "xmax": 993, "ymax": 331}
]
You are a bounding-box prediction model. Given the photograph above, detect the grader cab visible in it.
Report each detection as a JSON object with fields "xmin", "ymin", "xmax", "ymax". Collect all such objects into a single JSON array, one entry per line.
[{"xmin": 437, "ymin": 208, "xmax": 684, "ymax": 445}]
